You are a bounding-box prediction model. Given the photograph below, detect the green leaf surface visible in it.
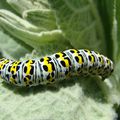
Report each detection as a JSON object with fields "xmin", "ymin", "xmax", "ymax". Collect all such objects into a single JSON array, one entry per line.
[
  {"xmin": 0, "ymin": 0, "xmax": 14, "ymax": 12},
  {"xmin": 0, "ymin": 9, "xmax": 72, "ymax": 54},
  {"xmin": 7, "ymin": 0, "xmax": 50, "ymax": 15},
  {"xmin": 23, "ymin": 9, "xmax": 57, "ymax": 31},
  {"xmin": 116, "ymin": 0, "xmax": 120, "ymax": 60},
  {"xmin": 49, "ymin": 0, "xmax": 106, "ymax": 53},
  {"xmin": 0, "ymin": 77, "xmax": 117, "ymax": 120},
  {"xmin": 95, "ymin": 0, "xmax": 114, "ymax": 59},
  {"xmin": 0, "ymin": 31, "xmax": 31, "ymax": 59}
]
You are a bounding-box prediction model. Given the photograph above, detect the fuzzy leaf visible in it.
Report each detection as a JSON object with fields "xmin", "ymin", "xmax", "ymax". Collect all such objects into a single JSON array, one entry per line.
[{"xmin": 49, "ymin": 0, "xmax": 106, "ymax": 53}]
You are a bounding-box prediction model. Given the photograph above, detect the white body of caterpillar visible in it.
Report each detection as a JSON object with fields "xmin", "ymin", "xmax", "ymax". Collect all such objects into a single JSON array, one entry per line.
[{"xmin": 0, "ymin": 49, "xmax": 113, "ymax": 87}]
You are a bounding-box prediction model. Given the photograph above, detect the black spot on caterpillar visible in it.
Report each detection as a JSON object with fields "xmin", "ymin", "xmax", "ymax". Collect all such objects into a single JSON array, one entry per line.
[{"xmin": 0, "ymin": 49, "xmax": 114, "ymax": 87}]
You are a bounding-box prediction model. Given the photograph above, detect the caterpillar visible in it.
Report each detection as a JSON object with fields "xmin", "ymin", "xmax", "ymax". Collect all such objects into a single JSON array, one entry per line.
[{"xmin": 0, "ymin": 49, "xmax": 113, "ymax": 87}]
